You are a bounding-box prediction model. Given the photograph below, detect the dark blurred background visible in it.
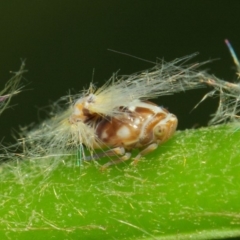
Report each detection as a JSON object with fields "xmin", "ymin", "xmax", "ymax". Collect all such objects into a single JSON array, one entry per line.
[{"xmin": 0, "ymin": 0, "xmax": 240, "ymax": 142}]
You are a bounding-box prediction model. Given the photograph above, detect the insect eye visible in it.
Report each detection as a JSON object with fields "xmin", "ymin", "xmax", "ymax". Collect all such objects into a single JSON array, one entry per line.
[{"xmin": 153, "ymin": 125, "xmax": 165, "ymax": 137}]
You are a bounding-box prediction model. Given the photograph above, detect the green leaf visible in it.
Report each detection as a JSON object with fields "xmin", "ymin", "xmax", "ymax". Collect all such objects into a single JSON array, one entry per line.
[{"xmin": 1, "ymin": 124, "xmax": 240, "ymax": 239}]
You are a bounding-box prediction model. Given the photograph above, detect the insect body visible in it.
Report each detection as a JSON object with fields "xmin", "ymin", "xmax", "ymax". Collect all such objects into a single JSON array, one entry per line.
[{"xmin": 69, "ymin": 95, "xmax": 177, "ymax": 166}]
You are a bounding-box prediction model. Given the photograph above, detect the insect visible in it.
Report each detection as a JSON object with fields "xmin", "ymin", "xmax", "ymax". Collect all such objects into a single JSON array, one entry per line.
[
  {"xmin": 65, "ymin": 54, "xmax": 207, "ymax": 167},
  {"xmin": 14, "ymin": 54, "xmax": 207, "ymax": 167},
  {"xmin": 69, "ymin": 95, "xmax": 178, "ymax": 167}
]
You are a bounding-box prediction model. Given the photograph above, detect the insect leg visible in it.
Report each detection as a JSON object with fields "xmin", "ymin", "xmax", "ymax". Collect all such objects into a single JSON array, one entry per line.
[
  {"xmin": 105, "ymin": 146, "xmax": 126, "ymax": 156},
  {"xmin": 132, "ymin": 143, "xmax": 158, "ymax": 165},
  {"xmin": 83, "ymin": 147, "xmax": 125, "ymax": 161},
  {"xmin": 101, "ymin": 152, "xmax": 132, "ymax": 169}
]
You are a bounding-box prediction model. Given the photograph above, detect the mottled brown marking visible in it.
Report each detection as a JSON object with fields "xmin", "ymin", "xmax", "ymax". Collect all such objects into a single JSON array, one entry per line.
[
  {"xmin": 73, "ymin": 100, "xmax": 178, "ymax": 153},
  {"xmin": 93, "ymin": 102, "xmax": 176, "ymax": 151}
]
